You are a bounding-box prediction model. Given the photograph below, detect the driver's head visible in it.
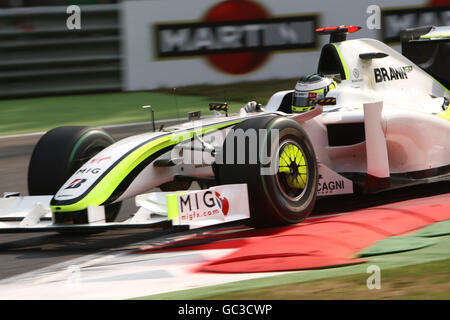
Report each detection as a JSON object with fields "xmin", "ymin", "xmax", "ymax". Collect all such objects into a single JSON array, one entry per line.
[{"xmin": 292, "ymin": 74, "xmax": 336, "ymax": 113}]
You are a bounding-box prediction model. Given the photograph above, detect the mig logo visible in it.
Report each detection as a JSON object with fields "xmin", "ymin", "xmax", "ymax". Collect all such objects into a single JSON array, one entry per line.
[
  {"xmin": 178, "ymin": 190, "xmax": 230, "ymax": 222},
  {"xmin": 215, "ymin": 191, "xmax": 229, "ymax": 216}
]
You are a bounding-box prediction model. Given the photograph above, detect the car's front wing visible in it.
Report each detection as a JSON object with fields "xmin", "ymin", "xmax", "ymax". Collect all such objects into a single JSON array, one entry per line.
[{"xmin": 0, "ymin": 184, "xmax": 251, "ymax": 233}]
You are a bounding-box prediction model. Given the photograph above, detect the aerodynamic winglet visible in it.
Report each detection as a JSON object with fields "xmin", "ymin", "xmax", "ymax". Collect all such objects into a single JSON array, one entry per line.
[{"xmin": 359, "ymin": 52, "xmax": 389, "ymax": 60}]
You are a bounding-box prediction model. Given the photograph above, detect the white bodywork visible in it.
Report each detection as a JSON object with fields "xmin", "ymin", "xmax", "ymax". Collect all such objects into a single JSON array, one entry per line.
[
  {"xmin": 266, "ymin": 38, "xmax": 450, "ymax": 177},
  {"xmin": 0, "ymin": 32, "xmax": 448, "ymax": 232},
  {"xmin": 0, "ymin": 184, "xmax": 250, "ymax": 231}
]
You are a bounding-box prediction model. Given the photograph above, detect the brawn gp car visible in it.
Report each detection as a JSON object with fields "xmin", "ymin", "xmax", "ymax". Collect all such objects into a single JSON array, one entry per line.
[{"xmin": 1, "ymin": 25, "xmax": 449, "ymax": 232}]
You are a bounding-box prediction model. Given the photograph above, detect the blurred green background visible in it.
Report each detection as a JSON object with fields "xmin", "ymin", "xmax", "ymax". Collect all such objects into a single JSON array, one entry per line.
[{"xmin": 0, "ymin": 78, "xmax": 297, "ymax": 135}]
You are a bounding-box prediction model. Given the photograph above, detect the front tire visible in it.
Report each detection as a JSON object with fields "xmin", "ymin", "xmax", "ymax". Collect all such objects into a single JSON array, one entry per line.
[
  {"xmin": 28, "ymin": 126, "xmax": 121, "ymax": 222},
  {"xmin": 215, "ymin": 116, "xmax": 318, "ymax": 227}
]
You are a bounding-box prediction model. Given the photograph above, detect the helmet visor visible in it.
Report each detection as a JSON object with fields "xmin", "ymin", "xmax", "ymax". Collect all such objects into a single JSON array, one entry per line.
[{"xmin": 292, "ymin": 92, "xmax": 309, "ymax": 108}]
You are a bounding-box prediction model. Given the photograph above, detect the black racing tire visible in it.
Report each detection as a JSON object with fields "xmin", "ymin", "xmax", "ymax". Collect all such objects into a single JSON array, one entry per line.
[
  {"xmin": 28, "ymin": 126, "xmax": 121, "ymax": 222},
  {"xmin": 215, "ymin": 116, "xmax": 318, "ymax": 227}
]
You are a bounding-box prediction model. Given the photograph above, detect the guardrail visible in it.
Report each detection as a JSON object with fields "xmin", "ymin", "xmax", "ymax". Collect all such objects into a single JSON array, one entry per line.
[{"xmin": 0, "ymin": 4, "xmax": 121, "ymax": 98}]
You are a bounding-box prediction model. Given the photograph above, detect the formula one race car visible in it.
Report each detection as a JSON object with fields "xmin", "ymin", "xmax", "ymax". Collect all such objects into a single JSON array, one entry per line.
[{"xmin": 1, "ymin": 25, "xmax": 449, "ymax": 232}]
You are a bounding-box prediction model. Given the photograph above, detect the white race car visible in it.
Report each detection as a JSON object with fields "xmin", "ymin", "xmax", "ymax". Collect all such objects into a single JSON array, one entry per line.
[{"xmin": 1, "ymin": 25, "xmax": 449, "ymax": 232}]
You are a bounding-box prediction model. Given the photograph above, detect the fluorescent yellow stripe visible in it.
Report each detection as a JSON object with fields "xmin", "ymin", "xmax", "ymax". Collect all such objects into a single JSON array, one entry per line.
[
  {"xmin": 331, "ymin": 43, "xmax": 350, "ymax": 80},
  {"xmin": 53, "ymin": 136, "xmax": 174, "ymax": 212},
  {"xmin": 51, "ymin": 120, "xmax": 243, "ymax": 212},
  {"xmin": 420, "ymin": 34, "xmax": 450, "ymax": 39},
  {"xmin": 431, "ymin": 76, "xmax": 450, "ymax": 94},
  {"xmin": 166, "ymin": 191, "xmax": 188, "ymax": 220},
  {"xmin": 437, "ymin": 108, "xmax": 450, "ymax": 120},
  {"xmin": 309, "ymin": 88, "xmax": 325, "ymax": 94}
]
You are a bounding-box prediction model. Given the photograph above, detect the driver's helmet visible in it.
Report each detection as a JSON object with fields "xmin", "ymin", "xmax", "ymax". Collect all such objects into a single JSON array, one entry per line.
[{"xmin": 292, "ymin": 74, "xmax": 337, "ymax": 113}]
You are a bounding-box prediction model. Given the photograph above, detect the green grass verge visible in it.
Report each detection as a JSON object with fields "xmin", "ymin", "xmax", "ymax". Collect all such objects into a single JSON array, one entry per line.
[
  {"xmin": 155, "ymin": 78, "xmax": 298, "ymax": 104},
  {"xmin": 0, "ymin": 92, "xmax": 243, "ymax": 136},
  {"xmin": 0, "ymin": 78, "xmax": 298, "ymax": 136},
  {"xmin": 206, "ymin": 259, "xmax": 450, "ymax": 300}
]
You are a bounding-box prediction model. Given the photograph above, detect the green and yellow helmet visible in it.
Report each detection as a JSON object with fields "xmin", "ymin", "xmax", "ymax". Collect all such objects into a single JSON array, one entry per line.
[{"xmin": 292, "ymin": 74, "xmax": 337, "ymax": 113}]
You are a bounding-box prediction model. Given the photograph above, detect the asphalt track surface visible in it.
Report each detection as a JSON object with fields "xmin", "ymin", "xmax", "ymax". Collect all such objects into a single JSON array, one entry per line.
[{"xmin": 0, "ymin": 123, "xmax": 449, "ymax": 281}]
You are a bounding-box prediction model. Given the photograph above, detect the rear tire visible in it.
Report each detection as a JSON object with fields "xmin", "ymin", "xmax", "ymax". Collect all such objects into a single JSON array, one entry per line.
[
  {"xmin": 215, "ymin": 116, "xmax": 318, "ymax": 227},
  {"xmin": 28, "ymin": 126, "xmax": 121, "ymax": 222}
]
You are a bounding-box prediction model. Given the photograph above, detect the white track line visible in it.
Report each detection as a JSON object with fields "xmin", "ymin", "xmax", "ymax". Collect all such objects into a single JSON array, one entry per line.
[
  {"xmin": 0, "ymin": 121, "xmax": 160, "ymax": 140},
  {"xmin": 0, "ymin": 131, "xmax": 46, "ymax": 140},
  {"xmin": 0, "ymin": 211, "xmax": 353, "ymax": 299}
]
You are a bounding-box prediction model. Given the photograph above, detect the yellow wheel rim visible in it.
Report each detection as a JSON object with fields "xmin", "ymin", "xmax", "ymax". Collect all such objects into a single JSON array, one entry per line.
[{"xmin": 277, "ymin": 141, "xmax": 308, "ymax": 199}]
